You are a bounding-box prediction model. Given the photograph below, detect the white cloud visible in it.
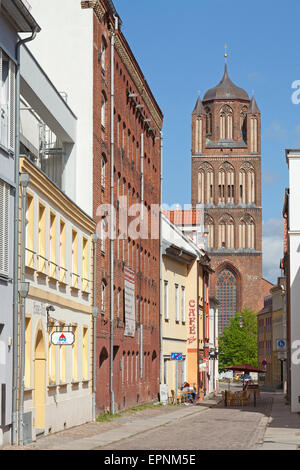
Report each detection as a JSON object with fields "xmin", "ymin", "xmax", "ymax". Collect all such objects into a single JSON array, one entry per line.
[{"xmin": 262, "ymin": 218, "xmax": 283, "ymax": 283}]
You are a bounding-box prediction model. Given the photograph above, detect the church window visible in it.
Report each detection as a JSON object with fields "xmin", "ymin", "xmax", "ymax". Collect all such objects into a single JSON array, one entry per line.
[
  {"xmin": 216, "ymin": 269, "xmax": 237, "ymax": 334},
  {"xmin": 220, "ymin": 105, "xmax": 233, "ymax": 140}
]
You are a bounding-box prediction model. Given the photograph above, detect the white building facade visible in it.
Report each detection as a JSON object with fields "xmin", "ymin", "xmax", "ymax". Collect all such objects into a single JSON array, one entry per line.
[{"xmin": 286, "ymin": 149, "xmax": 300, "ymax": 412}]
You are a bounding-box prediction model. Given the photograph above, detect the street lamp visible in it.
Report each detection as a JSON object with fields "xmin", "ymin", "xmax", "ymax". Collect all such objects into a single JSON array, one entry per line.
[{"xmin": 46, "ymin": 305, "xmax": 55, "ymax": 331}]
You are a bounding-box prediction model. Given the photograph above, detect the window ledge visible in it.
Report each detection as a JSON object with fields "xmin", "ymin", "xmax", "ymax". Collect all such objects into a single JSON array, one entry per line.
[
  {"xmin": 71, "ymin": 380, "xmax": 80, "ymax": 385},
  {"xmin": 82, "ymin": 379, "xmax": 90, "ymax": 383},
  {"xmin": 58, "ymin": 382, "xmax": 68, "ymax": 388},
  {"xmin": 48, "ymin": 383, "xmax": 58, "ymax": 389}
]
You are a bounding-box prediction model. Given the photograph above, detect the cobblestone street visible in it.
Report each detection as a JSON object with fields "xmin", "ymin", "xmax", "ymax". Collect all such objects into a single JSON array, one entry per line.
[
  {"xmin": 5, "ymin": 389, "xmax": 284, "ymax": 451},
  {"xmin": 97, "ymin": 395, "xmax": 272, "ymax": 450}
]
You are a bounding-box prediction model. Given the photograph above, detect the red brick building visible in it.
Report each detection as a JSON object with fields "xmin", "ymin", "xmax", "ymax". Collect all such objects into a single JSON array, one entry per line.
[
  {"xmin": 83, "ymin": 0, "xmax": 163, "ymax": 413},
  {"xmin": 191, "ymin": 63, "xmax": 272, "ymax": 335}
]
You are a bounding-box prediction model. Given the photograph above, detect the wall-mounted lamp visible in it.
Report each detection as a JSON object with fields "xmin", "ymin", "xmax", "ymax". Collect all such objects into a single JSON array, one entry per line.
[
  {"xmin": 46, "ymin": 305, "xmax": 55, "ymax": 330},
  {"xmin": 20, "ymin": 173, "xmax": 30, "ymax": 188},
  {"xmin": 19, "ymin": 282, "xmax": 30, "ymax": 299}
]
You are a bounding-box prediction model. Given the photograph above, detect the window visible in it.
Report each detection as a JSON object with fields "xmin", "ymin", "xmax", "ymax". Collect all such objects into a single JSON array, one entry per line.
[
  {"xmin": 59, "ymin": 220, "xmax": 66, "ymax": 283},
  {"xmin": 38, "ymin": 204, "xmax": 46, "ymax": 274},
  {"xmin": 71, "ymin": 230, "xmax": 78, "ymax": 288},
  {"xmin": 72, "ymin": 325, "xmax": 78, "ymax": 381},
  {"xmin": 101, "ymin": 217, "xmax": 107, "ymax": 253},
  {"xmin": 164, "ymin": 281, "xmax": 169, "ymax": 320},
  {"xmin": 0, "ymin": 50, "xmax": 15, "ymax": 150},
  {"xmin": 101, "ymin": 280, "xmax": 106, "ymax": 313},
  {"xmin": 83, "ymin": 327, "xmax": 88, "ymax": 380},
  {"xmin": 25, "ymin": 194, "xmax": 34, "ymax": 268},
  {"xmin": 175, "ymin": 284, "xmax": 179, "ymax": 322},
  {"xmin": 49, "ymin": 212, "xmax": 56, "ymax": 278},
  {"xmin": 0, "ymin": 179, "xmax": 9, "ymax": 276},
  {"xmin": 220, "ymin": 105, "xmax": 233, "ymax": 140},
  {"xmin": 101, "ymin": 154, "xmax": 106, "ymax": 189},
  {"xmin": 101, "ymin": 37, "xmax": 107, "ymax": 73},
  {"xmin": 82, "ymin": 237, "xmax": 89, "ymax": 291},
  {"xmin": 181, "ymin": 286, "xmax": 186, "ymax": 322},
  {"xmin": 216, "ymin": 269, "xmax": 237, "ymax": 335},
  {"xmin": 101, "ymin": 92, "xmax": 107, "ymax": 128}
]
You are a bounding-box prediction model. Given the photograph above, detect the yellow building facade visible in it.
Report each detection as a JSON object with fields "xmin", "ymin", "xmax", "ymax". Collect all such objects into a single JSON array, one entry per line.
[
  {"xmin": 18, "ymin": 157, "xmax": 96, "ymax": 441},
  {"xmin": 161, "ymin": 215, "xmax": 209, "ymax": 400}
]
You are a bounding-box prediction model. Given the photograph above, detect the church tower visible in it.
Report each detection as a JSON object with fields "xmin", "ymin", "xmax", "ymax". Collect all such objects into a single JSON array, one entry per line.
[{"xmin": 191, "ymin": 61, "xmax": 272, "ymax": 334}]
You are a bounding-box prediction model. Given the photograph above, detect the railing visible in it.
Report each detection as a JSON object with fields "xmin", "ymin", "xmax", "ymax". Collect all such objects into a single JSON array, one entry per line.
[
  {"xmin": 48, "ymin": 260, "xmax": 59, "ymax": 280},
  {"xmin": 81, "ymin": 277, "xmax": 90, "ymax": 294},
  {"xmin": 71, "ymin": 272, "xmax": 80, "ymax": 289},
  {"xmin": 37, "ymin": 254, "xmax": 48, "ymax": 275},
  {"xmin": 59, "ymin": 266, "xmax": 68, "ymax": 284},
  {"xmin": 25, "ymin": 248, "xmax": 36, "ymax": 269}
]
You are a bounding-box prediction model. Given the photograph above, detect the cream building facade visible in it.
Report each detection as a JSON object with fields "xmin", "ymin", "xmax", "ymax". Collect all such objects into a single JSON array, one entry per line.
[
  {"xmin": 161, "ymin": 214, "xmax": 209, "ymax": 399},
  {"xmin": 18, "ymin": 156, "xmax": 96, "ymax": 442}
]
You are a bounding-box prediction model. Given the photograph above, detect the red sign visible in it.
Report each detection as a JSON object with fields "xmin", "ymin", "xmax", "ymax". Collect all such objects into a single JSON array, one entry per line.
[{"xmin": 188, "ymin": 300, "xmax": 196, "ymax": 344}]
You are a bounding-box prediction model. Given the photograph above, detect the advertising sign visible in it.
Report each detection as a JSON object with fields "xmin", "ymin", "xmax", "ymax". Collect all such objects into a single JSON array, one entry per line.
[
  {"xmin": 51, "ymin": 331, "xmax": 74, "ymax": 345},
  {"xmin": 124, "ymin": 267, "xmax": 135, "ymax": 337},
  {"xmin": 188, "ymin": 300, "xmax": 197, "ymax": 345}
]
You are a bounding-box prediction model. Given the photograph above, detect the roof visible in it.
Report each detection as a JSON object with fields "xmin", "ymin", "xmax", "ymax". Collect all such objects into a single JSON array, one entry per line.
[
  {"xmin": 192, "ymin": 96, "xmax": 206, "ymax": 116},
  {"xmin": 203, "ymin": 64, "xmax": 249, "ymax": 102},
  {"xmin": 1, "ymin": 0, "xmax": 41, "ymax": 32},
  {"xmin": 247, "ymin": 95, "xmax": 260, "ymax": 114}
]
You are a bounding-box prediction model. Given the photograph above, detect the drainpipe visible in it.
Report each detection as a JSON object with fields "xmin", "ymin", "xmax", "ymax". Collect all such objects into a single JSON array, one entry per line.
[
  {"xmin": 92, "ymin": 234, "xmax": 99, "ymax": 421},
  {"xmin": 12, "ymin": 27, "xmax": 39, "ymax": 446},
  {"xmin": 18, "ymin": 172, "xmax": 30, "ymax": 446},
  {"xmin": 110, "ymin": 15, "xmax": 118, "ymax": 415},
  {"xmin": 159, "ymin": 132, "xmax": 163, "ymax": 385}
]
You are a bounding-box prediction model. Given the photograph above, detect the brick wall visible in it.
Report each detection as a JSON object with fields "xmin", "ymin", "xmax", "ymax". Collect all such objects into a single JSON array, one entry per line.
[{"xmin": 92, "ymin": 6, "xmax": 163, "ymax": 413}]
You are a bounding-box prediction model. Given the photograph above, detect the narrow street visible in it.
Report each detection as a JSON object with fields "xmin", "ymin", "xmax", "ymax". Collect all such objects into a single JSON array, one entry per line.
[{"xmin": 6, "ymin": 386, "xmax": 300, "ymax": 451}]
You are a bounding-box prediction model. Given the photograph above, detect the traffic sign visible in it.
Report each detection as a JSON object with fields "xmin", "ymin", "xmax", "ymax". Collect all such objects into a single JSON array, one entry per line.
[
  {"xmin": 277, "ymin": 339, "xmax": 286, "ymax": 349},
  {"xmin": 171, "ymin": 352, "xmax": 183, "ymax": 361}
]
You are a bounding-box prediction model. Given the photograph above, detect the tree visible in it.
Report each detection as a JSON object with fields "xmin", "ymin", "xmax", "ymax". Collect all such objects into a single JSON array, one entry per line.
[{"xmin": 218, "ymin": 307, "xmax": 258, "ymax": 370}]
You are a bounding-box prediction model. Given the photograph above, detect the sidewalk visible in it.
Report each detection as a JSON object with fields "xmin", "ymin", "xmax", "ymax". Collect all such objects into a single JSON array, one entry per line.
[
  {"xmin": 256, "ymin": 392, "xmax": 300, "ymax": 450},
  {"xmin": 4, "ymin": 397, "xmax": 220, "ymax": 451}
]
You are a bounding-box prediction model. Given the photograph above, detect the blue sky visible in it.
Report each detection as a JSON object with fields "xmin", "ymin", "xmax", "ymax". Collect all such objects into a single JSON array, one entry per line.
[{"xmin": 114, "ymin": 0, "xmax": 300, "ymax": 282}]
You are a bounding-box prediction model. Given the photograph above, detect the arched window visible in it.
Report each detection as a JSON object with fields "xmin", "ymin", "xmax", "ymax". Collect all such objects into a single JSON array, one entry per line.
[
  {"xmin": 239, "ymin": 215, "xmax": 255, "ymax": 249},
  {"xmin": 198, "ymin": 162, "xmax": 214, "ymax": 204},
  {"xmin": 101, "ymin": 153, "xmax": 107, "ymax": 189},
  {"xmin": 205, "ymin": 107, "xmax": 212, "ymax": 135},
  {"xmin": 218, "ymin": 214, "xmax": 234, "ymax": 249},
  {"xmin": 250, "ymin": 118, "xmax": 258, "ymax": 153},
  {"xmin": 239, "ymin": 169, "xmax": 246, "ymax": 204},
  {"xmin": 194, "ymin": 118, "xmax": 203, "ymax": 153},
  {"xmin": 240, "ymin": 163, "xmax": 255, "ymax": 205},
  {"xmin": 216, "ymin": 269, "xmax": 237, "ymax": 333},
  {"xmin": 218, "ymin": 169, "xmax": 225, "ymax": 203},
  {"xmin": 101, "ymin": 280, "xmax": 107, "ymax": 313},
  {"xmin": 220, "ymin": 105, "xmax": 233, "ymax": 139},
  {"xmin": 205, "ymin": 215, "xmax": 214, "ymax": 249},
  {"xmin": 101, "ymin": 91, "xmax": 107, "ymax": 128},
  {"xmin": 240, "ymin": 106, "xmax": 247, "ymax": 141},
  {"xmin": 101, "ymin": 37, "xmax": 107, "ymax": 72}
]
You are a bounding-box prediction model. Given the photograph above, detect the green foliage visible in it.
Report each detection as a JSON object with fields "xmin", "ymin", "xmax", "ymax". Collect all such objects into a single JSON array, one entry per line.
[{"xmin": 218, "ymin": 307, "xmax": 258, "ymax": 370}]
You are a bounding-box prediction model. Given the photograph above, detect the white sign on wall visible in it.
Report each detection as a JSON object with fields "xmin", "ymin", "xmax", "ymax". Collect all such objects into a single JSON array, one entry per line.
[
  {"xmin": 124, "ymin": 267, "xmax": 135, "ymax": 337},
  {"xmin": 51, "ymin": 331, "xmax": 75, "ymax": 345}
]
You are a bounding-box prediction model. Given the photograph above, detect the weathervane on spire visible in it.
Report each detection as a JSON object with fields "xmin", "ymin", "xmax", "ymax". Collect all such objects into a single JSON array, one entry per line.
[{"xmin": 224, "ymin": 44, "xmax": 228, "ymax": 64}]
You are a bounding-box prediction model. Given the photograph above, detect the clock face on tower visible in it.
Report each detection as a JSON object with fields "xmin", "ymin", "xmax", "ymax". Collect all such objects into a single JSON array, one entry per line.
[{"xmin": 191, "ymin": 64, "xmax": 270, "ymax": 334}]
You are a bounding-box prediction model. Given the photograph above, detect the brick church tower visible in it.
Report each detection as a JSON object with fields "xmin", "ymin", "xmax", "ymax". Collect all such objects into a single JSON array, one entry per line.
[{"xmin": 191, "ymin": 62, "xmax": 272, "ymax": 334}]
